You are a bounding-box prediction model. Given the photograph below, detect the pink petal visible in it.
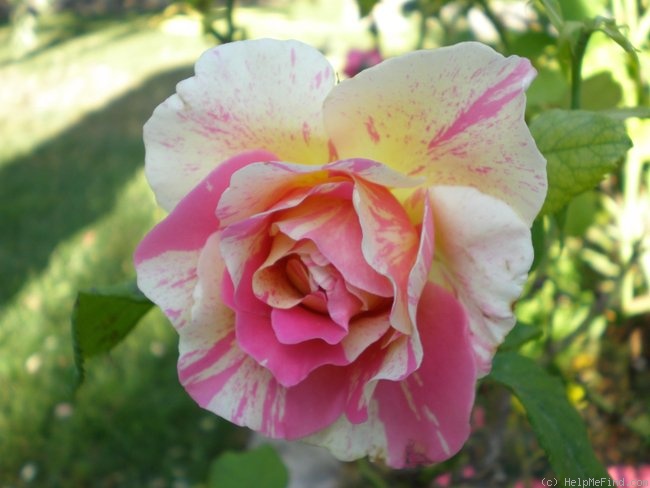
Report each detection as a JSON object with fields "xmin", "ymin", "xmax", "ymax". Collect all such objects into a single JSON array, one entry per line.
[
  {"xmin": 374, "ymin": 285, "xmax": 475, "ymax": 467},
  {"xmin": 180, "ymin": 337, "xmax": 350, "ymax": 439},
  {"xmin": 218, "ymin": 157, "xmax": 419, "ymax": 228},
  {"xmin": 323, "ymin": 273, "xmax": 364, "ymax": 327},
  {"xmin": 136, "ymin": 150, "xmax": 277, "ymax": 262},
  {"xmin": 306, "ymin": 283, "xmax": 477, "ymax": 468},
  {"xmin": 273, "ymin": 195, "xmax": 393, "ymax": 297},
  {"xmin": 324, "ymin": 42, "xmax": 546, "ymax": 225},
  {"xmin": 353, "ymin": 179, "xmax": 420, "ymax": 334},
  {"xmin": 326, "ymin": 157, "xmax": 421, "ymax": 189},
  {"xmin": 252, "ymin": 233, "xmax": 305, "ymax": 309},
  {"xmin": 134, "ymin": 150, "xmax": 276, "ymax": 328},
  {"xmin": 235, "ymin": 309, "xmax": 349, "ymax": 387},
  {"xmin": 144, "ymin": 39, "xmax": 335, "ymax": 211},
  {"xmin": 429, "ymin": 185, "xmax": 533, "ymax": 376},
  {"xmin": 341, "ymin": 313, "xmax": 392, "ymax": 361},
  {"xmin": 220, "ymin": 214, "xmax": 273, "ymax": 315},
  {"xmin": 182, "ymin": 233, "xmax": 235, "ymax": 355},
  {"xmin": 271, "ymin": 306, "xmax": 347, "ymax": 345}
]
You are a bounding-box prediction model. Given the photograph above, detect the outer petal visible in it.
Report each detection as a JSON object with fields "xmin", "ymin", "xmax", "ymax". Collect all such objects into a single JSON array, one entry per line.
[
  {"xmin": 428, "ymin": 185, "xmax": 533, "ymax": 376},
  {"xmin": 183, "ymin": 233, "xmax": 235, "ymax": 356},
  {"xmin": 305, "ymin": 283, "xmax": 476, "ymax": 468},
  {"xmin": 324, "ymin": 42, "xmax": 546, "ymax": 225},
  {"xmin": 134, "ymin": 150, "xmax": 276, "ymax": 328},
  {"xmin": 181, "ymin": 341, "xmax": 352, "ymax": 440},
  {"xmin": 144, "ymin": 39, "xmax": 336, "ymax": 211}
]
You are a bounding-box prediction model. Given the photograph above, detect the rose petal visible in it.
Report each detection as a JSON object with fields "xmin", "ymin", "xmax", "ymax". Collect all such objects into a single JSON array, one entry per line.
[
  {"xmin": 341, "ymin": 313, "xmax": 392, "ymax": 361},
  {"xmin": 429, "ymin": 185, "xmax": 533, "ymax": 376},
  {"xmin": 235, "ymin": 308, "xmax": 349, "ymax": 387},
  {"xmin": 183, "ymin": 233, "xmax": 235, "ymax": 355},
  {"xmin": 271, "ymin": 306, "xmax": 347, "ymax": 345},
  {"xmin": 273, "ymin": 195, "xmax": 393, "ymax": 297},
  {"xmin": 218, "ymin": 158, "xmax": 419, "ymax": 228},
  {"xmin": 134, "ymin": 150, "xmax": 276, "ymax": 327},
  {"xmin": 324, "ymin": 42, "xmax": 546, "ymax": 225},
  {"xmin": 373, "ymin": 282, "xmax": 476, "ymax": 467},
  {"xmin": 305, "ymin": 282, "xmax": 476, "ymax": 468},
  {"xmin": 353, "ymin": 179, "xmax": 420, "ymax": 334},
  {"xmin": 323, "ymin": 273, "xmax": 364, "ymax": 327},
  {"xmin": 144, "ymin": 39, "xmax": 335, "ymax": 211},
  {"xmin": 252, "ymin": 233, "xmax": 305, "ymax": 309},
  {"xmin": 180, "ymin": 340, "xmax": 351, "ymax": 439}
]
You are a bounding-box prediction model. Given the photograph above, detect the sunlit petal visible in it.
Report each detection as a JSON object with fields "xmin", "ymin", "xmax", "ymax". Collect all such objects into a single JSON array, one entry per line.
[
  {"xmin": 429, "ymin": 185, "xmax": 532, "ymax": 375},
  {"xmin": 324, "ymin": 42, "xmax": 546, "ymax": 224},
  {"xmin": 145, "ymin": 39, "xmax": 335, "ymax": 210}
]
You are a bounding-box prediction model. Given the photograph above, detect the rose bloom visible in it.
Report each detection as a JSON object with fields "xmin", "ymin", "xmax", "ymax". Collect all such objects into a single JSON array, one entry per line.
[
  {"xmin": 135, "ymin": 39, "xmax": 546, "ymax": 468},
  {"xmin": 343, "ymin": 47, "xmax": 383, "ymax": 77}
]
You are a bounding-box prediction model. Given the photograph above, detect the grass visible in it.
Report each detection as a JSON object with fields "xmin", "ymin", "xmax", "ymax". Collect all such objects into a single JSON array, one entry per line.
[
  {"xmin": 0, "ymin": 4, "xmax": 373, "ymax": 485},
  {"xmin": 0, "ymin": 59, "xmax": 247, "ymax": 487},
  {"xmin": 0, "ymin": 15, "xmax": 230, "ymax": 488}
]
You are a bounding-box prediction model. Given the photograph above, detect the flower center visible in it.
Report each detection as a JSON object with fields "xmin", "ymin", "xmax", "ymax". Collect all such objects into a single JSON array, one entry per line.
[{"xmin": 284, "ymin": 255, "xmax": 312, "ymax": 296}]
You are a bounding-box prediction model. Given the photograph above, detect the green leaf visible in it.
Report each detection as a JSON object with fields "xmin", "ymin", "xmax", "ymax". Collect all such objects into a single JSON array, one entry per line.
[
  {"xmin": 526, "ymin": 67, "xmax": 568, "ymax": 109},
  {"xmin": 209, "ymin": 444, "xmax": 289, "ymax": 488},
  {"xmin": 72, "ymin": 281, "xmax": 153, "ymax": 387},
  {"xmin": 509, "ymin": 31, "xmax": 556, "ymax": 60},
  {"xmin": 531, "ymin": 109, "xmax": 632, "ymax": 215},
  {"xmin": 500, "ymin": 322, "xmax": 543, "ymax": 351},
  {"xmin": 489, "ymin": 352, "xmax": 610, "ymax": 482},
  {"xmin": 563, "ymin": 191, "xmax": 598, "ymax": 237},
  {"xmin": 579, "ymin": 72, "xmax": 622, "ymax": 111},
  {"xmin": 530, "ymin": 216, "xmax": 546, "ymax": 272},
  {"xmin": 589, "ymin": 16, "xmax": 638, "ymax": 58},
  {"xmin": 601, "ymin": 107, "xmax": 650, "ymax": 120}
]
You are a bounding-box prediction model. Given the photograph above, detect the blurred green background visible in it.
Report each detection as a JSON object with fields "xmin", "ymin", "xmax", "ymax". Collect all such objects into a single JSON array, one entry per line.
[{"xmin": 0, "ymin": 0, "xmax": 648, "ymax": 486}]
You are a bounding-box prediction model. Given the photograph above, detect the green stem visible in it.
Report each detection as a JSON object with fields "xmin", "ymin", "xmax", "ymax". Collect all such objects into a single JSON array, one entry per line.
[
  {"xmin": 357, "ymin": 458, "xmax": 390, "ymax": 488},
  {"xmin": 415, "ymin": 0, "xmax": 429, "ymax": 50},
  {"xmin": 570, "ymin": 30, "xmax": 591, "ymax": 110},
  {"xmin": 224, "ymin": 0, "xmax": 236, "ymax": 42}
]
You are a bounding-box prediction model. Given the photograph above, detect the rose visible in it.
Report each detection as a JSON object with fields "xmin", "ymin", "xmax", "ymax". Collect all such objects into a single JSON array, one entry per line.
[
  {"xmin": 343, "ymin": 47, "xmax": 383, "ymax": 77},
  {"xmin": 134, "ymin": 39, "xmax": 546, "ymax": 468}
]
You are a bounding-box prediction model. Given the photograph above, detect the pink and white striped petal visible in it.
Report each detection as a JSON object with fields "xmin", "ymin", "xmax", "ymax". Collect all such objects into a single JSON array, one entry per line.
[
  {"xmin": 183, "ymin": 233, "xmax": 236, "ymax": 356},
  {"xmin": 429, "ymin": 185, "xmax": 533, "ymax": 376},
  {"xmin": 324, "ymin": 42, "xmax": 546, "ymax": 225},
  {"xmin": 144, "ymin": 39, "xmax": 335, "ymax": 211},
  {"xmin": 134, "ymin": 150, "xmax": 275, "ymax": 328},
  {"xmin": 218, "ymin": 157, "xmax": 418, "ymax": 229},
  {"xmin": 180, "ymin": 338, "xmax": 353, "ymax": 439},
  {"xmin": 306, "ymin": 283, "xmax": 476, "ymax": 468},
  {"xmin": 273, "ymin": 196, "xmax": 393, "ymax": 297},
  {"xmin": 353, "ymin": 180, "xmax": 420, "ymax": 334},
  {"xmin": 252, "ymin": 233, "xmax": 306, "ymax": 309}
]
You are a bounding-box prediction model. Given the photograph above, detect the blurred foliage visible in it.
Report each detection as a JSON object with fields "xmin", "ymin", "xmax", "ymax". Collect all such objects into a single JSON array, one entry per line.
[{"xmin": 0, "ymin": 0, "xmax": 649, "ymax": 486}]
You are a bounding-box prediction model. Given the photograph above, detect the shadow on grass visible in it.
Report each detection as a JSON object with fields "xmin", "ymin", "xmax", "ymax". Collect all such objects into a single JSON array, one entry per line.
[
  {"xmin": 0, "ymin": 63, "xmax": 250, "ymax": 486},
  {"xmin": 0, "ymin": 65, "xmax": 191, "ymax": 307}
]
